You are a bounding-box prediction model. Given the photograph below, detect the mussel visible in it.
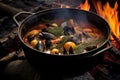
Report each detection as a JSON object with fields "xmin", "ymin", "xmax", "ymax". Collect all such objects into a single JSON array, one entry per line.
[
  {"xmin": 63, "ymin": 41, "xmax": 76, "ymax": 54},
  {"xmin": 63, "ymin": 26, "xmax": 75, "ymax": 35},
  {"xmin": 39, "ymin": 32, "xmax": 56, "ymax": 39}
]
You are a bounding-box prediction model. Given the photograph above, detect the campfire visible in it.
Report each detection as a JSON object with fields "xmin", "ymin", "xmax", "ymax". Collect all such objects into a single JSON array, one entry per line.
[
  {"xmin": 92, "ymin": 0, "xmax": 120, "ymax": 49},
  {"xmin": 54, "ymin": 0, "xmax": 120, "ymax": 50},
  {"xmin": 0, "ymin": 0, "xmax": 120, "ymax": 80}
]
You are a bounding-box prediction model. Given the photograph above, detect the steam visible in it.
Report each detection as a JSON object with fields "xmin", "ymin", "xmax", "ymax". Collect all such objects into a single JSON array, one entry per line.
[{"xmin": 53, "ymin": 8, "xmax": 89, "ymax": 27}]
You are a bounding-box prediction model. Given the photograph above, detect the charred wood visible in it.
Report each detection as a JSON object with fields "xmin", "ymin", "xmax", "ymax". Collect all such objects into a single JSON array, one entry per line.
[
  {"xmin": 0, "ymin": 42, "xmax": 9, "ymax": 59},
  {"xmin": 111, "ymin": 32, "xmax": 120, "ymax": 46},
  {"xmin": 0, "ymin": 2, "xmax": 22, "ymax": 16},
  {"xmin": 0, "ymin": 2, "xmax": 49, "ymax": 16},
  {"xmin": 102, "ymin": 51, "xmax": 120, "ymax": 70},
  {"xmin": 110, "ymin": 47, "xmax": 120, "ymax": 59},
  {"xmin": 0, "ymin": 52, "xmax": 17, "ymax": 64}
]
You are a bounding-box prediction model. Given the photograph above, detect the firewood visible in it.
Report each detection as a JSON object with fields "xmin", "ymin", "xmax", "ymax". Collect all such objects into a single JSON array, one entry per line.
[
  {"xmin": 111, "ymin": 32, "xmax": 120, "ymax": 45},
  {"xmin": 110, "ymin": 47, "xmax": 120, "ymax": 59},
  {"xmin": 0, "ymin": 52, "xmax": 17, "ymax": 64}
]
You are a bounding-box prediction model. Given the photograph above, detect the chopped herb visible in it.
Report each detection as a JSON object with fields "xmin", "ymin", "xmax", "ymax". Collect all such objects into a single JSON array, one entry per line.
[
  {"xmin": 47, "ymin": 27, "xmax": 64, "ymax": 37},
  {"xmin": 56, "ymin": 36, "xmax": 69, "ymax": 49},
  {"xmin": 75, "ymin": 38, "xmax": 106, "ymax": 54}
]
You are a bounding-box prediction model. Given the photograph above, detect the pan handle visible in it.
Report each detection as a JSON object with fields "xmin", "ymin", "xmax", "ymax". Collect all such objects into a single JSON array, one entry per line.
[
  {"xmin": 13, "ymin": 11, "xmax": 34, "ymax": 26},
  {"xmin": 91, "ymin": 41, "xmax": 112, "ymax": 57}
]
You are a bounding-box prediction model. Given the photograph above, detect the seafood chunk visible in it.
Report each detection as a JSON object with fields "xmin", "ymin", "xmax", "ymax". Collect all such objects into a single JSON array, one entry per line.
[
  {"xmin": 39, "ymin": 32, "xmax": 56, "ymax": 39},
  {"xmin": 63, "ymin": 26, "xmax": 75, "ymax": 35},
  {"xmin": 68, "ymin": 33, "xmax": 82, "ymax": 44}
]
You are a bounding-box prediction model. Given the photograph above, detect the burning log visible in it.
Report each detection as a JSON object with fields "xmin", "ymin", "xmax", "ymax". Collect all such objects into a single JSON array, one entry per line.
[{"xmin": 111, "ymin": 32, "xmax": 120, "ymax": 46}]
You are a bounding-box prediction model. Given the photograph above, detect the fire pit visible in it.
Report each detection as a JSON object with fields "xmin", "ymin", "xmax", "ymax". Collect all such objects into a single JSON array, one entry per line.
[{"xmin": 0, "ymin": 0, "xmax": 120, "ymax": 80}]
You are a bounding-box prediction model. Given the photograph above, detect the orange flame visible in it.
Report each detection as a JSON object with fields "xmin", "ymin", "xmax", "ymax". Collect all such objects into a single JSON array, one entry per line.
[
  {"xmin": 78, "ymin": 0, "xmax": 120, "ymax": 48},
  {"xmin": 93, "ymin": 1, "xmax": 120, "ymax": 40},
  {"xmin": 58, "ymin": 0, "xmax": 120, "ymax": 48},
  {"xmin": 92, "ymin": 1, "xmax": 120, "ymax": 48},
  {"xmin": 78, "ymin": 0, "xmax": 90, "ymax": 11}
]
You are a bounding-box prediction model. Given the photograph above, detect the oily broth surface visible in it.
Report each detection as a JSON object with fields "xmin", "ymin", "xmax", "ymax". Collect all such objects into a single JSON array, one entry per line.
[{"xmin": 23, "ymin": 19, "xmax": 106, "ymax": 55}]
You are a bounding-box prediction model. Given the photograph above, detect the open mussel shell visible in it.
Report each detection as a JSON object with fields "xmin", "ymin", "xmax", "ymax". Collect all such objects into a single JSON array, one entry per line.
[
  {"xmin": 63, "ymin": 41, "xmax": 77, "ymax": 55},
  {"xmin": 69, "ymin": 46, "xmax": 74, "ymax": 54},
  {"xmin": 38, "ymin": 32, "xmax": 56, "ymax": 40},
  {"xmin": 63, "ymin": 47, "xmax": 68, "ymax": 55},
  {"xmin": 63, "ymin": 26, "xmax": 75, "ymax": 35},
  {"xmin": 63, "ymin": 46, "xmax": 75, "ymax": 55}
]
